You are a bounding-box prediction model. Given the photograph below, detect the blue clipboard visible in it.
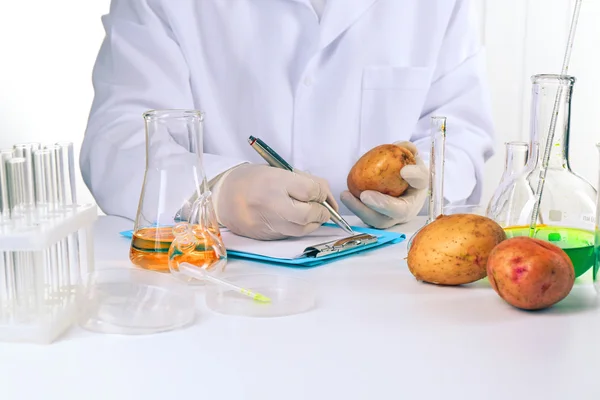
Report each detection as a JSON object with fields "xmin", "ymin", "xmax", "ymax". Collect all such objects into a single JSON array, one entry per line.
[{"xmin": 119, "ymin": 223, "xmax": 405, "ymax": 268}]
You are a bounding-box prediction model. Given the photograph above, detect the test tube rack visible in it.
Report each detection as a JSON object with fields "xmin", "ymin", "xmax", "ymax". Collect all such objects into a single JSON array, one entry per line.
[{"xmin": 0, "ymin": 142, "xmax": 98, "ymax": 344}]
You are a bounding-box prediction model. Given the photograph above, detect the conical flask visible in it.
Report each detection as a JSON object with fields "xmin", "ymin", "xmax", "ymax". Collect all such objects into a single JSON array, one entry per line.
[
  {"xmin": 129, "ymin": 109, "xmax": 227, "ymax": 273},
  {"xmin": 486, "ymin": 141, "xmax": 535, "ymax": 223},
  {"xmin": 498, "ymin": 141, "xmax": 530, "ymax": 185},
  {"xmin": 486, "ymin": 74, "xmax": 597, "ymax": 278}
]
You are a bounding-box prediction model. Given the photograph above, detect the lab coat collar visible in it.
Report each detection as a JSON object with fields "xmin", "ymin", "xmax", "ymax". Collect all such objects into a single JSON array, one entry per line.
[
  {"xmin": 319, "ymin": 0, "xmax": 381, "ymax": 49},
  {"xmin": 286, "ymin": 0, "xmax": 381, "ymax": 49}
]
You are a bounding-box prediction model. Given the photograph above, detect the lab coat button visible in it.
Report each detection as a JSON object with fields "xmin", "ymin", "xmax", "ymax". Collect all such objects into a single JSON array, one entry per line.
[{"xmin": 303, "ymin": 76, "xmax": 313, "ymax": 86}]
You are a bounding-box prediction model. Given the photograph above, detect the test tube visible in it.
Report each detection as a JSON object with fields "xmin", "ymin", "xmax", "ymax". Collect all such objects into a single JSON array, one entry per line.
[
  {"xmin": 41, "ymin": 145, "xmax": 60, "ymax": 213},
  {"xmin": 56, "ymin": 142, "xmax": 80, "ymax": 283},
  {"xmin": 33, "ymin": 149, "xmax": 50, "ymax": 213},
  {"xmin": 55, "ymin": 142, "xmax": 77, "ymax": 206},
  {"xmin": 6, "ymin": 158, "xmax": 27, "ymax": 217},
  {"xmin": 0, "ymin": 151, "xmax": 14, "ymax": 308},
  {"xmin": 0, "ymin": 151, "xmax": 11, "ymax": 220},
  {"xmin": 5, "ymin": 158, "xmax": 29, "ymax": 302},
  {"xmin": 428, "ymin": 116, "xmax": 447, "ymax": 222},
  {"xmin": 13, "ymin": 144, "xmax": 36, "ymax": 211},
  {"xmin": 40, "ymin": 146, "xmax": 72, "ymax": 292},
  {"xmin": 54, "ymin": 143, "xmax": 80, "ymax": 286}
]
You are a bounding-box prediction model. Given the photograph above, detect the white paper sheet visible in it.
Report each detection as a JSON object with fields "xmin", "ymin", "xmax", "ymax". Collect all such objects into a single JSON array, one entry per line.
[{"xmin": 220, "ymin": 225, "xmax": 352, "ymax": 259}]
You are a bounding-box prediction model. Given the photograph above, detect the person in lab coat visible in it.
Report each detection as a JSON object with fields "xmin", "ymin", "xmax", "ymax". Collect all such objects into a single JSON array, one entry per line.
[{"xmin": 80, "ymin": 0, "xmax": 495, "ymax": 240}]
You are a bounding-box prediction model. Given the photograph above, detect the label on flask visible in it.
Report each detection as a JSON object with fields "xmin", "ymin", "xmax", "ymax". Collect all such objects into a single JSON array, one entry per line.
[
  {"xmin": 582, "ymin": 214, "xmax": 595, "ymax": 224},
  {"xmin": 545, "ymin": 210, "xmax": 595, "ymax": 226}
]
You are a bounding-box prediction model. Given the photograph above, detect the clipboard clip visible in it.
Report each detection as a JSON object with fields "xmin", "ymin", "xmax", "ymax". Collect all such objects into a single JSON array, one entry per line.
[{"xmin": 298, "ymin": 233, "xmax": 378, "ymax": 258}]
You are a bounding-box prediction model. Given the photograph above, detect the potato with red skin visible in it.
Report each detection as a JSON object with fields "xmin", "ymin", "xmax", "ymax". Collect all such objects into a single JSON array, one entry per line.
[
  {"xmin": 487, "ymin": 237, "xmax": 575, "ymax": 310},
  {"xmin": 347, "ymin": 144, "xmax": 416, "ymax": 199},
  {"xmin": 407, "ymin": 213, "xmax": 507, "ymax": 285}
]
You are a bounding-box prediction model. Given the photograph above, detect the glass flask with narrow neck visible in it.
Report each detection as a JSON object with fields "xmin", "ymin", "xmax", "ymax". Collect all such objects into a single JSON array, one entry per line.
[
  {"xmin": 167, "ymin": 195, "xmax": 227, "ymax": 284},
  {"xmin": 594, "ymin": 144, "xmax": 600, "ymax": 293},
  {"xmin": 129, "ymin": 109, "xmax": 227, "ymax": 274},
  {"xmin": 499, "ymin": 141, "xmax": 530, "ymax": 183},
  {"xmin": 486, "ymin": 74, "xmax": 597, "ymax": 278},
  {"xmin": 486, "ymin": 141, "xmax": 534, "ymax": 222}
]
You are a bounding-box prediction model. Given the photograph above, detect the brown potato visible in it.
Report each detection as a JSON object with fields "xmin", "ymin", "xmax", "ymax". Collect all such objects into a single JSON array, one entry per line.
[
  {"xmin": 347, "ymin": 144, "xmax": 416, "ymax": 198},
  {"xmin": 407, "ymin": 214, "xmax": 507, "ymax": 285},
  {"xmin": 487, "ymin": 237, "xmax": 575, "ymax": 310}
]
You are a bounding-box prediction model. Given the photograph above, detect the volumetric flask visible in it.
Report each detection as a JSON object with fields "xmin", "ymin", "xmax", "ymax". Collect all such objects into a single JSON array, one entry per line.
[
  {"xmin": 594, "ymin": 143, "xmax": 600, "ymax": 293},
  {"xmin": 129, "ymin": 110, "xmax": 227, "ymax": 274},
  {"xmin": 486, "ymin": 75, "xmax": 597, "ymax": 278}
]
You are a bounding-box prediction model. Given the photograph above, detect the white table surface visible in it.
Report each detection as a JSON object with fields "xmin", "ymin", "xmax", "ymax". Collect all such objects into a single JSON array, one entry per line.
[{"xmin": 2, "ymin": 215, "xmax": 600, "ymax": 400}]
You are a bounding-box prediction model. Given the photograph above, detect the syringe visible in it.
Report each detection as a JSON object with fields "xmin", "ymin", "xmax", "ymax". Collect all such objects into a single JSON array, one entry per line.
[{"xmin": 529, "ymin": 0, "xmax": 583, "ymax": 237}]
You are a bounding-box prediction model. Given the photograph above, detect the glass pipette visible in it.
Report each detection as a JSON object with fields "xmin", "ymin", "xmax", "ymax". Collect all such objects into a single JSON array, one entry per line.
[
  {"xmin": 529, "ymin": 0, "xmax": 583, "ymax": 237},
  {"xmin": 178, "ymin": 262, "xmax": 272, "ymax": 303}
]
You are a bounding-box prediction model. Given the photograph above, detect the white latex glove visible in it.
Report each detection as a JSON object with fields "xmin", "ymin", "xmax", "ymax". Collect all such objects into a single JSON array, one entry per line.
[
  {"xmin": 211, "ymin": 163, "xmax": 338, "ymax": 240},
  {"xmin": 340, "ymin": 141, "xmax": 429, "ymax": 229}
]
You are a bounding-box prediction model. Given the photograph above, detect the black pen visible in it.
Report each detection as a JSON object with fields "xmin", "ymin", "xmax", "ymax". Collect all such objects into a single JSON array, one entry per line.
[{"xmin": 248, "ymin": 135, "xmax": 355, "ymax": 236}]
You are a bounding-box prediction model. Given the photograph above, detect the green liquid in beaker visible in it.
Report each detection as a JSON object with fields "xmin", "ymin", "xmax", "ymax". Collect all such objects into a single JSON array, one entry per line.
[{"xmin": 504, "ymin": 225, "xmax": 595, "ymax": 278}]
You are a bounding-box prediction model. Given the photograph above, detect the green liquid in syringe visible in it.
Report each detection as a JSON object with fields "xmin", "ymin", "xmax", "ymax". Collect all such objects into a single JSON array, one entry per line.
[{"xmin": 504, "ymin": 225, "xmax": 595, "ymax": 278}]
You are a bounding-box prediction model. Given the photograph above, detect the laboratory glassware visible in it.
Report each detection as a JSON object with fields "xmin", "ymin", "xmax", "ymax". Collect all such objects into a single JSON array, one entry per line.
[
  {"xmin": 428, "ymin": 116, "xmax": 446, "ymax": 222},
  {"xmin": 130, "ymin": 109, "xmax": 226, "ymax": 273},
  {"xmin": 486, "ymin": 74, "xmax": 597, "ymax": 278},
  {"xmin": 77, "ymin": 267, "xmax": 195, "ymax": 335},
  {"xmin": 594, "ymin": 144, "xmax": 600, "ymax": 294},
  {"xmin": 0, "ymin": 142, "xmax": 96, "ymax": 344},
  {"xmin": 529, "ymin": 0, "xmax": 583, "ymax": 233},
  {"xmin": 167, "ymin": 197, "xmax": 227, "ymax": 283},
  {"xmin": 499, "ymin": 141, "xmax": 530, "ymax": 185},
  {"xmin": 486, "ymin": 141, "xmax": 534, "ymax": 224},
  {"xmin": 406, "ymin": 116, "xmax": 446, "ymax": 251},
  {"xmin": 205, "ymin": 273, "xmax": 317, "ymax": 318},
  {"xmin": 178, "ymin": 262, "xmax": 271, "ymax": 303}
]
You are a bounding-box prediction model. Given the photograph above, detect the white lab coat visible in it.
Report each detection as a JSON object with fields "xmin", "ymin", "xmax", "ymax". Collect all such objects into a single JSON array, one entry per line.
[{"xmin": 81, "ymin": 0, "xmax": 496, "ymax": 221}]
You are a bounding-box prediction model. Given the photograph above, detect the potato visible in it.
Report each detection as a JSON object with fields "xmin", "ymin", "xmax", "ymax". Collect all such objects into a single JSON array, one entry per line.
[
  {"xmin": 486, "ymin": 237, "xmax": 575, "ymax": 310},
  {"xmin": 407, "ymin": 214, "xmax": 507, "ymax": 285},
  {"xmin": 347, "ymin": 144, "xmax": 416, "ymax": 198}
]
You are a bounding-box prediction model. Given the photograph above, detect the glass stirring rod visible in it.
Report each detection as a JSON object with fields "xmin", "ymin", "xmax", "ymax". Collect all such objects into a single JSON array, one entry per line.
[{"xmin": 529, "ymin": 0, "xmax": 583, "ymax": 237}]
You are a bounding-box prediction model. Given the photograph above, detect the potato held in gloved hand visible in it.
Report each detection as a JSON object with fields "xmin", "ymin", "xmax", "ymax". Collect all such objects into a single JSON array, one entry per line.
[
  {"xmin": 341, "ymin": 141, "xmax": 428, "ymax": 229},
  {"xmin": 346, "ymin": 143, "xmax": 416, "ymax": 198},
  {"xmin": 211, "ymin": 164, "xmax": 338, "ymax": 241}
]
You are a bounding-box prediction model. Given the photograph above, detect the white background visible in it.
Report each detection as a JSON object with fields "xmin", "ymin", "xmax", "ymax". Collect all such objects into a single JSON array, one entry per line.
[{"xmin": 0, "ymin": 0, "xmax": 598, "ymax": 213}]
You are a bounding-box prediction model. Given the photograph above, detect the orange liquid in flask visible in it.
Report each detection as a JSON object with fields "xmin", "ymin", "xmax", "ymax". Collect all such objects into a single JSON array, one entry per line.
[{"xmin": 130, "ymin": 226, "xmax": 222, "ymax": 272}]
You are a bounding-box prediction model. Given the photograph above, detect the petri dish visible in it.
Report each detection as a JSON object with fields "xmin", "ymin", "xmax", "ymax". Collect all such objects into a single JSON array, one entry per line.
[
  {"xmin": 205, "ymin": 274, "xmax": 317, "ymax": 318},
  {"xmin": 77, "ymin": 267, "xmax": 196, "ymax": 335}
]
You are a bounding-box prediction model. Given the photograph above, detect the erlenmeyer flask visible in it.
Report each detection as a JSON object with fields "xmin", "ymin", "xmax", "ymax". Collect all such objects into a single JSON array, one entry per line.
[
  {"xmin": 486, "ymin": 141, "xmax": 535, "ymax": 225},
  {"xmin": 594, "ymin": 143, "xmax": 600, "ymax": 293},
  {"xmin": 498, "ymin": 141, "xmax": 530, "ymax": 184},
  {"xmin": 129, "ymin": 109, "xmax": 227, "ymax": 273},
  {"xmin": 486, "ymin": 74, "xmax": 597, "ymax": 278}
]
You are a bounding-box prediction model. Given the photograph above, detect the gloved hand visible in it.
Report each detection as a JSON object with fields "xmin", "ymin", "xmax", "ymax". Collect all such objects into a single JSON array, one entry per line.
[
  {"xmin": 340, "ymin": 141, "xmax": 429, "ymax": 229},
  {"xmin": 211, "ymin": 163, "xmax": 338, "ymax": 240}
]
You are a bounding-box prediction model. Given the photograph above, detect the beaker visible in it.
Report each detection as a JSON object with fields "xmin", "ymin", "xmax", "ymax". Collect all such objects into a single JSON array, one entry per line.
[
  {"xmin": 594, "ymin": 143, "xmax": 600, "ymax": 293},
  {"xmin": 129, "ymin": 110, "xmax": 226, "ymax": 273},
  {"xmin": 486, "ymin": 74, "xmax": 597, "ymax": 278}
]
